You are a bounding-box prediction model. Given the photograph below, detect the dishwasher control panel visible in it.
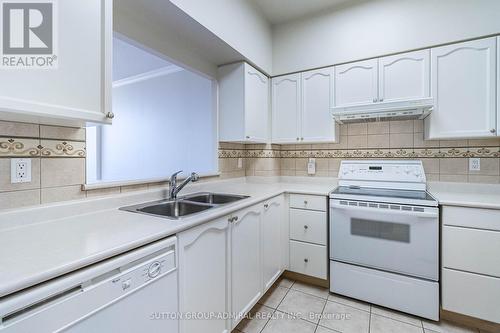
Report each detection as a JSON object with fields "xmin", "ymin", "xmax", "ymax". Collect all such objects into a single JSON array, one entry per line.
[{"xmin": 110, "ymin": 249, "xmax": 176, "ymax": 294}]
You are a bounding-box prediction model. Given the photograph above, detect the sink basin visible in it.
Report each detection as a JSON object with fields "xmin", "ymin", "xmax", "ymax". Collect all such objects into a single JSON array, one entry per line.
[
  {"xmin": 182, "ymin": 192, "xmax": 249, "ymax": 205},
  {"xmin": 120, "ymin": 192, "xmax": 249, "ymax": 220},
  {"xmin": 138, "ymin": 201, "xmax": 212, "ymax": 218}
]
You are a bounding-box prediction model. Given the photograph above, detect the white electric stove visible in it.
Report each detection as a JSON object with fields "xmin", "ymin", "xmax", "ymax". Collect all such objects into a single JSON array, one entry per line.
[{"xmin": 329, "ymin": 160, "xmax": 439, "ymax": 321}]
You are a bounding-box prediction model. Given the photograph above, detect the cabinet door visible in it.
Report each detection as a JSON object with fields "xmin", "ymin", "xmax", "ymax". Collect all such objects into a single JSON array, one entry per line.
[
  {"xmin": 334, "ymin": 59, "xmax": 378, "ymax": 107},
  {"xmin": 378, "ymin": 50, "xmax": 430, "ymax": 103},
  {"xmin": 0, "ymin": 0, "xmax": 112, "ymax": 126},
  {"xmin": 178, "ymin": 217, "xmax": 230, "ymax": 333},
  {"xmin": 301, "ymin": 68, "xmax": 337, "ymax": 143},
  {"xmin": 231, "ymin": 206, "xmax": 262, "ymax": 326},
  {"xmin": 272, "ymin": 74, "xmax": 301, "ymax": 143},
  {"xmin": 262, "ymin": 195, "xmax": 284, "ymax": 291},
  {"xmin": 245, "ymin": 64, "xmax": 269, "ymax": 142},
  {"xmin": 425, "ymin": 37, "xmax": 497, "ymax": 139}
]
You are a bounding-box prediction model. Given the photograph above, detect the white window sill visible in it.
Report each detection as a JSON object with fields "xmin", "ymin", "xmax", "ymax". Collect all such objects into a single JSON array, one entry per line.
[{"xmin": 82, "ymin": 172, "xmax": 221, "ymax": 191}]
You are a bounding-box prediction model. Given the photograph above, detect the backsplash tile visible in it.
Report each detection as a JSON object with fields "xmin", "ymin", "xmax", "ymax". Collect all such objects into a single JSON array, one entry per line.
[{"xmin": 0, "ymin": 118, "xmax": 498, "ymax": 210}]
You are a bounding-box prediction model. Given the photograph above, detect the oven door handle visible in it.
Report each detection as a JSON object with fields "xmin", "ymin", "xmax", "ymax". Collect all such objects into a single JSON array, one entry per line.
[{"xmin": 330, "ymin": 202, "xmax": 438, "ymax": 219}]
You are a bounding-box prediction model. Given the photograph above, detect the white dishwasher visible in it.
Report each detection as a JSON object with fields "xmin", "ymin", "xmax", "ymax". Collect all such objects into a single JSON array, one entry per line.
[{"xmin": 0, "ymin": 236, "xmax": 178, "ymax": 333}]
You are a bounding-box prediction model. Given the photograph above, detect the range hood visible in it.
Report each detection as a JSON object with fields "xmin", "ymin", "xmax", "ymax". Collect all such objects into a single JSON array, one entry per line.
[{"xmin": 331, "ymin": 98, "xmax": 434, "ymax": 124}]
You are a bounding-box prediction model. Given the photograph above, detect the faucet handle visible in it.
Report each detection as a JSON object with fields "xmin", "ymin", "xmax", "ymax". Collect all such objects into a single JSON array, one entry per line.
[{"xmin": 170, "ymin": 170, "xmax": 183, "ymax": 180}]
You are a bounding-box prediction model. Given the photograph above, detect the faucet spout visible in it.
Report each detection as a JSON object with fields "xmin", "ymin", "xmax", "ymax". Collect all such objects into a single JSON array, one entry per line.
[{"xmin": 169, "ymin": 171, "xmax": 199, "ymax": 199}]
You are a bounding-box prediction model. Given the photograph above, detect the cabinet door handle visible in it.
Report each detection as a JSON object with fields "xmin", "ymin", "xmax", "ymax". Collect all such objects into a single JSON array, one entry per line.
[
  {"xmin": 379, "ymin": 98, "xmax": 384, "ymax": 102},
  {"xmin": 296, "ymin": 137, "xmax": 299, "ymax": 141},
  {"xmin": 106, "ymin": 112, "xmax": 115, "ymax": 119},
  {"xmin": 228, "ymin": 217, "xmax": 233, "ymax": 223},
  {"xmin": 304, "ymin": 200, "xmax": 308, "ymax": 205},
  {"xmin": 490, "ymin": 128, "xmax": 496, "ymax": 133},
  {"xmin": 264, "ymin": 204, "xmax": 269, "ymax": 209},
  {"xmin": 301, "ymin": 137, "xmax": 304, "ymax": 141},
  {"xmin": 234, "ymin": 216, "xmax": 238, "ymax": 222},
  {"xmin": 304, "ymin": 258, "xmax": 309, "ymax": 263},
  {"xmin": 304, "ymin": 225, "xmax": 308, "ymax": 229},
  {"xmin": 246, "ymin": 136, "xmax": 250, "ymax": 139},
  {"xmin": 373, "ymin": 98, "xmax": 377, "ymax": 103}
]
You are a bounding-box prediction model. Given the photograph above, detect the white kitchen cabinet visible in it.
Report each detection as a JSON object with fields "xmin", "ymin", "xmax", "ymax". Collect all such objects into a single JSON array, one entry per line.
[
  {"xmin": 219, "ymin": 62, "xmax": 269, "ymax": 143},
  {"xmin": 378, "ymin": 50, "xmax": 430, "ymax": 103},
  {"xmin": 262, "ymin": 195, "xmax": 284, "ymax": 291},
  {"xmin": 0, "ymin": 0, "xmax": 113, "ymax": 126},
  {"xmin": 334, "ymin": 59, "xmax": 378, "ymax": 107},
  {"xmin": 425, "ymin": 37, "xmax": 497, "ymax": 139},
  {"xmin": 441, "ymin": 205, "xmax": 500, "ymax": 323},
  {"xmin": 272, "ymin": 73, "xmax": 301, "ymax": 143},
  {"xmin": 287, "ymin": 194, "xmax": 328, "ymax": 280},
  {"xmin": 230, "ymin": 205, "xmax": 262, "ymax": 324},
  {"xmin": 178, "ymin": 217, "xmax": 230, "ymax": 333},
  {"xmin": 272, "ymin": 70, "xmax": 338, "ymax": 144},
  {"xmin": 301, "ymin": 68, "xmax": 339, "ymax": 143}
]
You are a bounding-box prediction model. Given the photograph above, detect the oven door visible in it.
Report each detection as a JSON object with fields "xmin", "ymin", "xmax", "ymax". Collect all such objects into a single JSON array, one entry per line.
[{"xmin": 330, "ymin": 199, "xmax": 438, "ymax": 280}]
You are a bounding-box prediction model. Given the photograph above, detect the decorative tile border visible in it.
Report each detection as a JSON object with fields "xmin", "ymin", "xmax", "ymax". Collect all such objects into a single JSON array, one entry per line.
[
  {"xmin": 219, "ymin": 147, "xmax": 500, "ymax": 158},
  {"xmin": 40, "ymin": 140, "xmax": 86, "ymax": 157},
  {"xmin": 0, "ymin": 137, "xmax": 86, "ymax": 157}
]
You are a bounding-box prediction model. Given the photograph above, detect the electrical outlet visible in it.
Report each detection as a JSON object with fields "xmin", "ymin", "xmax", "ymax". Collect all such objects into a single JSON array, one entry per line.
[
  {"xmin": 469, "ymin": 158, "xmax": 480, "ymax": 171},
  {"xmin": 307, "ymin": 158, "xmax": 316, "ymax": 175},
  {"xmin": 11, "ymin": 158, "xmax": 32, "ymax": 183}
]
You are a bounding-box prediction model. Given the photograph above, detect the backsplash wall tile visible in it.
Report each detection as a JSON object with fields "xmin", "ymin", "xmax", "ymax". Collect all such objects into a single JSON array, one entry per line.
[
  {"xmin": 220, "ymin": 120, "xmax": 500, "ymax": 183},
  {"xmin": 0, "ymin": 119, "xmax": 499, "ymax": 210}
]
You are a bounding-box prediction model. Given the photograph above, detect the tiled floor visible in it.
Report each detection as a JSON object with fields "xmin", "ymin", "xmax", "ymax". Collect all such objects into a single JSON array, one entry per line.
[{"xmin": 233, "ymin": 277, "xmax": 490, "ymax": 333}]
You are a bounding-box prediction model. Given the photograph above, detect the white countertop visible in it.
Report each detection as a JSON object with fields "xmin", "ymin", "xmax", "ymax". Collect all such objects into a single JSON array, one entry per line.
[
  {"xmin": 0, "ymin": 177, "xmax": 335, "ymax": 298},
  {"xmin": 428, "ymin": 181, "xmax": 500, "ymax": 210},
  {"xmin": 1, "ymin": 176, "xmax": 499, "ymax": 299}
]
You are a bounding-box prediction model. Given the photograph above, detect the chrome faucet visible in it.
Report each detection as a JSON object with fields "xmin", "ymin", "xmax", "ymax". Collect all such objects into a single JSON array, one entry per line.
[{"xmin": 169, "ymin": 171, "xmax": 199, "ymax": 199}]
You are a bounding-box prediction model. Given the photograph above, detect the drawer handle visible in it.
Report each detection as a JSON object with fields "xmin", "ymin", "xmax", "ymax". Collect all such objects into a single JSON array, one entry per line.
[
  {"xmin": 304, "ymin": 258, "xmax": 309, "ymax": 263},
  {"xmin": 304, "ymin": 200, "xmax": 308, "ymax": 205},
  {"xmin": 304, "ymin": 225, "xmax": 308, "ymax": 229}
]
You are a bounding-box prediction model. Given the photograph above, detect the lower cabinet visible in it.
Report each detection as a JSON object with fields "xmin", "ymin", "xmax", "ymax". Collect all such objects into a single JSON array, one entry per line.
[
  {"xmin": 230, "ymin": 205, "xmax": 263, "ymax": 322},
  {"xmin": 262, "ymin": 195, "xmax": 285, "ymax": 291},
  {"xmin": 178, "ymin": 194, "xmax": 285, "ymax": 333},
  {"xmin": 442, "ymin": 205, "xmax": 500, "ymax": 324},
  {"xmin": 178, "ymin": 217, "xmax": 230, "ymax": 333},
  {"xmin": 288, "ymin": 194, "xmax": 328, "ymax": 280}
]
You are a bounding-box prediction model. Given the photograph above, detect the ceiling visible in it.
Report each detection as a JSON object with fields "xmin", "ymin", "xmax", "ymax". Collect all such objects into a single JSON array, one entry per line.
[
  {"xmin": 250, "ymin": 0, "xmax": 358, "ymax": 25},
  {"xmin": 113, "ymin": 37, "xmax": 176, "ymax": 81}
]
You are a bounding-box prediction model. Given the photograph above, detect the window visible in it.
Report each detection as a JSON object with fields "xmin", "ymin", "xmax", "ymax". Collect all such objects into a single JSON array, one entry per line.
[{"xmin": 86, "ymin": 36, "xmax": 217, "ymax": 184}]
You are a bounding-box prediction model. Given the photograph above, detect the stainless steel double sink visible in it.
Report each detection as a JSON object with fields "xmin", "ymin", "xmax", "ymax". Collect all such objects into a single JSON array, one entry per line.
[{"xmin": 120, "ymin": 192, "xmax": 249, "ymax": 219}]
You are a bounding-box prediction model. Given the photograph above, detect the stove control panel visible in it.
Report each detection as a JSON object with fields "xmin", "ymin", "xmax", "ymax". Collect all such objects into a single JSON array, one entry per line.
[{"xmin": 338, "ymin": 160, "xmax": 426, "ymax": 183}]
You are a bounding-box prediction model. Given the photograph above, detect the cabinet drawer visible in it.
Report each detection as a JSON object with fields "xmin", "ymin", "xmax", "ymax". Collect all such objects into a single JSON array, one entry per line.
[
  {"xmin": 289, "ymin": 240, "xmax": 327, "ymax": 279},
  {"xmin": 443, "ymin": 268, "xmax": 500, "ymax": 323},
  {"xmin": 443, "ymin": 206, "xmax": 500, "ymax": 231},
  {"xmin": 290, "ymin": 209, "xmax": 327, "ymax": 245},
  {"xmin": 443, "ymin": 226, "xmax": 500, "ymax": 277},
  {"xmin": 289, "ymin": 194, "xmax": 326, "ymax": 211}
]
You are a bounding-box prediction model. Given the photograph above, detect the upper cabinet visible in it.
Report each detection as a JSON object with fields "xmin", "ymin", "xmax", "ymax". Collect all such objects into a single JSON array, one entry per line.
[
  {"xmin": 272, "ymin": 73, "xmax": 301, "ymax": 143},
  {"xmin": 425, "ymin": 37, "xmax": 497, "ymax": 139},
  {"xmin": 218, "ymin": 62, "xmax": 269, "ymax": 143},
  {"xmin": 0, "ymin": 0, "xmax": 113, "ymax": 126},
  {"xmin": 378, "ymin": 50, "xmax": 430, "ymax": 103},
  {"xmin": 301, "ymin": 68, "xmax": 338, "ymax": 143},
  {"xmin": 334, "ymin": 51, "xmax": 430, "ymax": 108},
  {"xmin": 334, "ymin": 59, "xmax": 378, "ymax": 107},
  {"xmin": 272, "ymin": 70, "xmax": 338, "ymax": 144}
]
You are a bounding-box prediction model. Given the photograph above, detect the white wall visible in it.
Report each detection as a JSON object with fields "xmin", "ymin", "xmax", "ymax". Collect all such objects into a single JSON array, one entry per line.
[
  {"xmin": 169, "ymin": 0, "xmax": 273, "ymax": 74},
  {"xmin": 272, "ymin": 0, "xmax": 500, "ymax": 75}
]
